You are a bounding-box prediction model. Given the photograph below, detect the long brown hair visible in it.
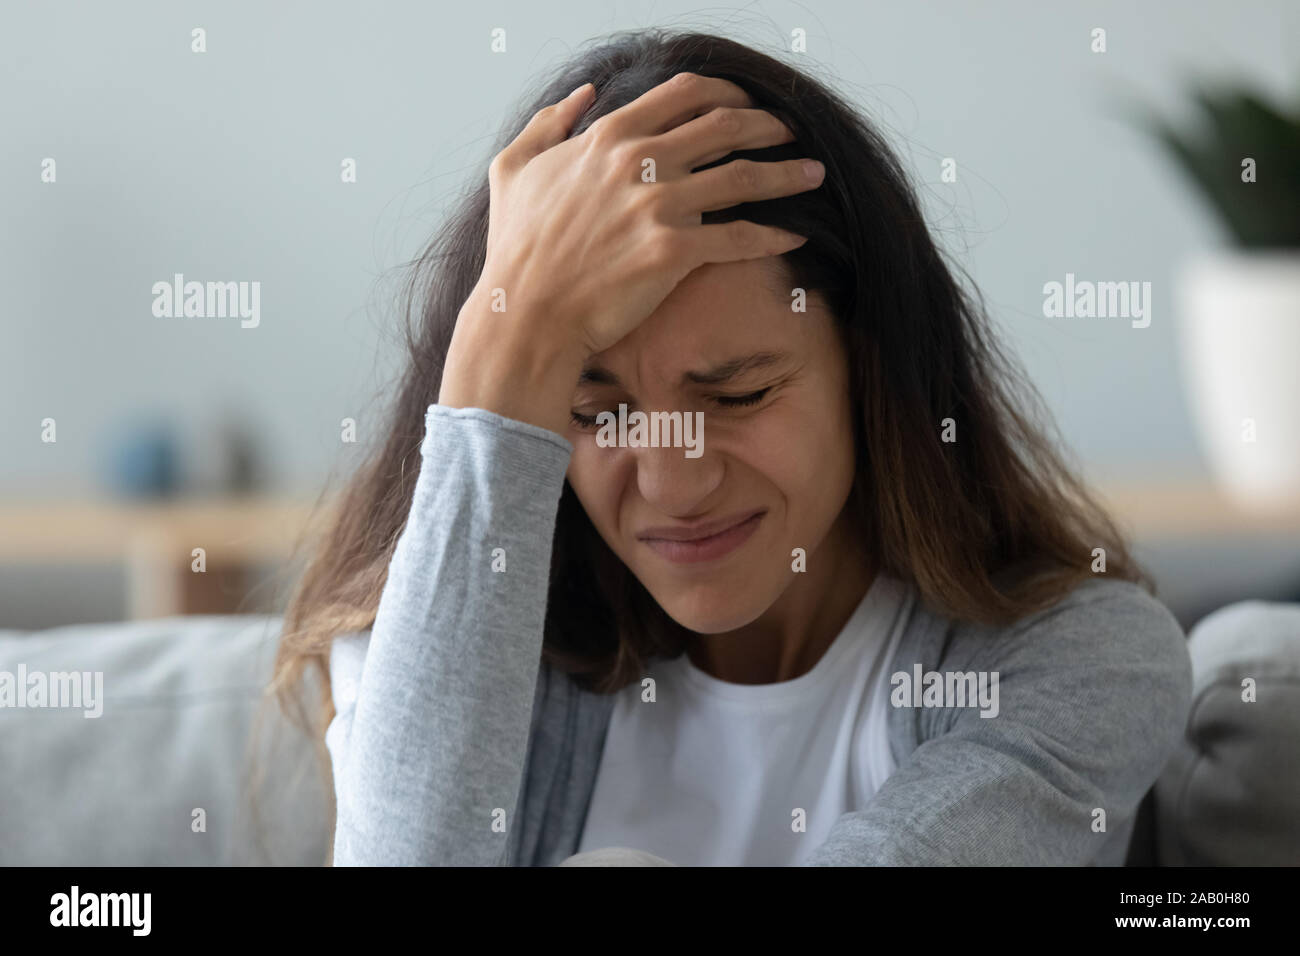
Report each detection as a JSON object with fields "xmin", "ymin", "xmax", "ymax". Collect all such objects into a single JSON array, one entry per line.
[{"xmin": 271, "ymin": 27, "xmax": 1150, "ymax": 747}]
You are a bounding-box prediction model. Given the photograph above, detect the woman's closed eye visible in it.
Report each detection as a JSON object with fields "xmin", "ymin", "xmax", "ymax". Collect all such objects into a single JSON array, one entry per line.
[
  {"xmin": 570, "ymin": 409, "xmax": 604, "ymax": 428},
  {"xmin": 570, "ymin": 388, "xmax": 773, "ymax": 429},
  {"xmin": 712, "ymin": 387, "xmax": 771, "ymax": 408}
]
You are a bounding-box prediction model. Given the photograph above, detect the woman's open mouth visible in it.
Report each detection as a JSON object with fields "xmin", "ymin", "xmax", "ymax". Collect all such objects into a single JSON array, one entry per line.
[{"xmin": 636, "ymin": 509, "xmax": 766, "ymax": 565}]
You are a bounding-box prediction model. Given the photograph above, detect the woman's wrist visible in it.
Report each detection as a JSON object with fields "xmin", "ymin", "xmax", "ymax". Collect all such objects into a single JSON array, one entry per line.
[{"xmin": 438, "ymin": 286, "xmax": 586, "ymax": 437}]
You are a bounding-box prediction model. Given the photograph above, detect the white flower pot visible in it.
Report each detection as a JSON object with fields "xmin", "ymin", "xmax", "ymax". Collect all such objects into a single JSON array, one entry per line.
[{"xmin": 1175, "ymin": 250, "xmax": 1300, "ymax": 512}]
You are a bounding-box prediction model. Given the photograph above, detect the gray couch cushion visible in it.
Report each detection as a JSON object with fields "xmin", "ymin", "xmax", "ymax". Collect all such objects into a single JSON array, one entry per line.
[
  {"xmin": 1154, "ymin": 600, "xmax": 1300, "ymax": 865},
  {"xmin": 0, "ymin": 615, "xmax": 329, "ymax": 865}
]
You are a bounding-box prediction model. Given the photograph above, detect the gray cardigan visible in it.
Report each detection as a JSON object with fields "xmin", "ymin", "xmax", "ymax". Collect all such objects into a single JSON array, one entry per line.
[{"xmin": 325, "ymin": 405, "xmax": 1193, "ymax": 866}]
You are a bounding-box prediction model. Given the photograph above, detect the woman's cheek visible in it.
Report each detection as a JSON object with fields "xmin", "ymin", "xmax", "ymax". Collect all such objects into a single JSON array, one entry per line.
[
  {"xmin": 568, "ymin": 444, "xmax": 633, "ymax": 541},
  {"xmin": 724, "ymin": 402, "xmax": 821, "ymax": 490}
]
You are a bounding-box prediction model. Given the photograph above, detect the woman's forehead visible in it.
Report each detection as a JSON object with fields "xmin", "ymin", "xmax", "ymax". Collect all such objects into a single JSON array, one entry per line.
[{"xmin": 583, "ymin": 264, "xmax": 836, "ymax": 389}]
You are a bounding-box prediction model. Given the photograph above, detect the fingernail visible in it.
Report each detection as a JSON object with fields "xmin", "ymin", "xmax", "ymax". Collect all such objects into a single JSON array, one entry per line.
[
  {"xmin": 803, "ymin": 159, "xmax": 825, "ymax": 182},
  {"xmin": 569, "ymin": 82, "xmax": 592, "ymax": 99}
]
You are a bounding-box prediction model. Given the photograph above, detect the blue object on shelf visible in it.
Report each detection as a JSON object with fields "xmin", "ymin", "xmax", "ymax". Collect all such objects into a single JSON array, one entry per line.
[{"xmin": 105, "ymin": 422, "xmax": 178, "ymax": 498}]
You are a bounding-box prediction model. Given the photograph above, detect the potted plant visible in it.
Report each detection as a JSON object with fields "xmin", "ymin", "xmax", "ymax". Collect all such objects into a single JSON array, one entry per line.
[{"xmin": 1129, "ymin": 84, "xmax": 1300, "ymax": 512}]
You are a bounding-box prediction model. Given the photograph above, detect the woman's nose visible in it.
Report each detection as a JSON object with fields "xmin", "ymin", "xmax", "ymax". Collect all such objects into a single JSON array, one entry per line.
[{"xmin": 632, "ymin": 441, "xmax": 724, "ymax": 516}]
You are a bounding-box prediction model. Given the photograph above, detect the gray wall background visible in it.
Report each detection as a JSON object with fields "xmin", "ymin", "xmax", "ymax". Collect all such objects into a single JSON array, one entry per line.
[{"xmin": 3, "ymin": 0, "xmax": 1297, "ymax": 627}]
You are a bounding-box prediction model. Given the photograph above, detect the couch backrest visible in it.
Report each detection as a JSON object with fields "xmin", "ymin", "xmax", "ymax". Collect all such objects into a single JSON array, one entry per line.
[
  {"xmin": 1153, "ymin": 600, "xmax": 1300, "ymax": 865},
  {"xmin": 0, "ymin": 615, "xmax": 330, "ymax": 866}
]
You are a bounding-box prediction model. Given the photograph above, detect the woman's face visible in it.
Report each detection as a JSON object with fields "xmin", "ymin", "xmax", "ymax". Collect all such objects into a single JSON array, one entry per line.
[{"xmin": 565, "ymin": 257, "xmax": 859, "ymax": 634}]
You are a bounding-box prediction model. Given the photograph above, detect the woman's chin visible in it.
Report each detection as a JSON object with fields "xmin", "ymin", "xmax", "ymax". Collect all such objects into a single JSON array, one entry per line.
[{"xmin": 651, "ymin": 586, "xmax": 774, "ymax": 636}]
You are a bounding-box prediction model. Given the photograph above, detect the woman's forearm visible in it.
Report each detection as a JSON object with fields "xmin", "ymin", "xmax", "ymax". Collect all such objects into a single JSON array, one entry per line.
[{"xmin": 329, "ymin": 404, "xmax": 573, "ymax": 865}]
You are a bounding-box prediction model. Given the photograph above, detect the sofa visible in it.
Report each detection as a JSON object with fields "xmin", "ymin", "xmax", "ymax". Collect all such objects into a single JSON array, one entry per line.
[{"xmin": 2, "ymin": 603, "xmax": 1297, "ymax": 866}]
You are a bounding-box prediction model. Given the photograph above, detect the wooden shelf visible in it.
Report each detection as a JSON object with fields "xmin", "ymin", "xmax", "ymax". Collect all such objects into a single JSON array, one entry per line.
[
  {"xmin": 1092, "ymin": 479, "xmax": 1300, "ymax": 539},
  {"xmin": 0, "ymin": 497, "xmax": 329, "ymax": 619},
  {"xmin": 0, "ymin": 497, "xmax": 323, "ymax": 563}
]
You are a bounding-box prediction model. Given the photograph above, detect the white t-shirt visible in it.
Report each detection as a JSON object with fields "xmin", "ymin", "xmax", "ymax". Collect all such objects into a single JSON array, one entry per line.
[{"xmin": 576, "ymin": 572, "xmax": 914, "ymax": 866}]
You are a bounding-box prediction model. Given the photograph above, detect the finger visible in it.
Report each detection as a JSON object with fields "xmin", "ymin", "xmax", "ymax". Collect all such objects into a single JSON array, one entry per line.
[
  {"xmin": 686, "ymin": 220, "xmax": 809, "ymax": 267},
  {"xmin": 604, "ymin": 72, "xmax": 754, "ymax": 139},
  {"xmin": 673, "ymin": 157, "xmax": 825, "ymax": 215},
  {"xmin": 653, "ymin": 107, "xmax": 796, "ymax": 173},
  {"xmin": 504, "ymin": 83, "xmax": 595, "ymax": 166}
]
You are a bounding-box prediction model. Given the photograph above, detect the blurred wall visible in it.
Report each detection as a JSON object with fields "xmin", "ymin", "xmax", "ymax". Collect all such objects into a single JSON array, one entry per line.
[{"xmin": 2, "ymin": 0, "xmax": 1297, "ymax": 627}]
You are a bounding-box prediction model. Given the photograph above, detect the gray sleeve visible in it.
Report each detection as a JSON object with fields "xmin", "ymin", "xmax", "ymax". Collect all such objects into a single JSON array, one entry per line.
[
  {"xmin": 804, "ymin": 580, "xmax": 1194, "ymax": 865},
  {"xmin": 326, "ymin": 404, "xmax": 572, "ymax": 866}
]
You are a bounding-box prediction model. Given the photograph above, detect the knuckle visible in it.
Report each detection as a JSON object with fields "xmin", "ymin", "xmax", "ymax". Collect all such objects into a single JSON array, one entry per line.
[
  {"xmin": 726, "ymin": 218, "xmax": 756, "ymax": 250},
  {"xmin": 629, "ymin": 184, "xmax": 665, "ymax": 221},
  {"xmin": 669, "ymin": 71, "xmax": 701, "ymax": 93},
  {"xmin": 645, "ymin": 228, "xmax": 679, "ymax": 267},
  {"xmin": 585, "ymin": 115, "xmax": 617, "ymax": 147},
  {"xmin": 731, "ymin": 159, "xmax": 760, "ymax": 191},
  {"xmin": 606, "ymin": 139, "xmax": 638, "ymax": 169},
  {"xmin": 710, "ymin": 106, "xmax": 743, "ymax": 135}
]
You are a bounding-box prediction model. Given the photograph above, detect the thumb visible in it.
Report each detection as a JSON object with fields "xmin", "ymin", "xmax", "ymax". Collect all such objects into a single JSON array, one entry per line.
[{"xmin": 509, "ymin": 83, "xmax": 595, "ymax": 162}]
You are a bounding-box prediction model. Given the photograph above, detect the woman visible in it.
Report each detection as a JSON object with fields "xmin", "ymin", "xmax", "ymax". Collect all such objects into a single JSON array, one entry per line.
[{"xmin": 273, "ymin": 29, "xmax": 1192, "ymax": 866}]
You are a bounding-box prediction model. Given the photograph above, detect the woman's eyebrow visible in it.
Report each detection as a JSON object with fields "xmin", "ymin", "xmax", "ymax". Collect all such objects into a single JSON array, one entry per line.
[
  {"xmin": 576, "ymin": 365, "xmax": 620, "ymax": 386},
  {"xmin": 577, "ymin": 351, "xmax": 793, "ymax": 388},
  {"xmin": 682, "ymin": 350, "xmax": 792, "ymax": 385}
]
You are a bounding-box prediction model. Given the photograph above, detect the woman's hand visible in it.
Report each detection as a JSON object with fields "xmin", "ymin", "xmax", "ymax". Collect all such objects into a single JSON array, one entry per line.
[{"xmin": 439, "ymin": 71, "xmax": 826, "ymax": 436}]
